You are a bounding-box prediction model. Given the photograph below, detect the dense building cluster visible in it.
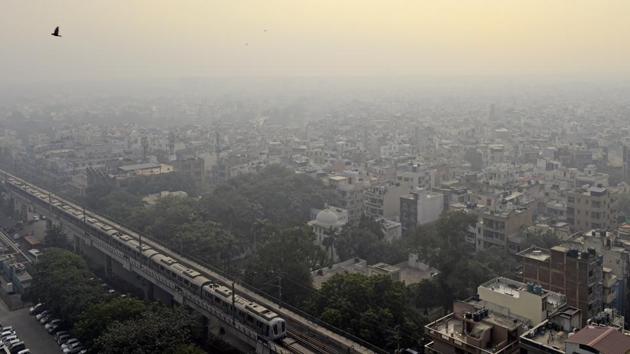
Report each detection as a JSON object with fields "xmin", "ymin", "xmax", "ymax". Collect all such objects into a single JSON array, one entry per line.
[{"xmin": 3, "ymin": 89, "xmax": 630, "ymax": 353}]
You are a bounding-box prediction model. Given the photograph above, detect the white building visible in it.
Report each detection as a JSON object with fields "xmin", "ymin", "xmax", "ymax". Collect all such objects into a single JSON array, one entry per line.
[
  {"xmin": 477, "ymin": 277, "xmax": 567, "ymax": 326},
  {"xmin": 400, "ymin": 189, "xmax": 444, "ymax": 234},
  {"xmin": 307, "ymin": 206, "xmax": 348, "ymax": 261}
]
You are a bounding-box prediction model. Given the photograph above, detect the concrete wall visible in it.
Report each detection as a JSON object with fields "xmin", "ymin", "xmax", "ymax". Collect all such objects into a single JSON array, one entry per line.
[{"xmin": 478, "ymin": 286, "xmax": 544, "ymax": 326}]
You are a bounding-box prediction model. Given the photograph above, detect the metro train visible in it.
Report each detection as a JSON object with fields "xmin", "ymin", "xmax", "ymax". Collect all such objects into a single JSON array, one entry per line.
[{"xmin": 4, "ymin": 176, "xmax": 287, "ymax": 341}]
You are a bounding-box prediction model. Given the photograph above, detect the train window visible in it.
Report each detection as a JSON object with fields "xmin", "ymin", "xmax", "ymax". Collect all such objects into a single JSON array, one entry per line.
[
  {"xmin": 247, "ymin": 314, "xmax": 254, "ymax": 323},
  {"xmin": 281, "ymin": 322, "xmax": 285, "ymax": 332},
  {"xmin": 265, "ymin": 325, "xmax": 269, "ymax": 337},
  {"xmin": 273, "ymin": 324, "xmax": 278, "ymax": 335}
]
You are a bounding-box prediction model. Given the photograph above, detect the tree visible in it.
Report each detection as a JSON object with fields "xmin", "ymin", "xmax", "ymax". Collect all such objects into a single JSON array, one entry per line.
[
  {"xmin": 244, "ymin": 226, "xmax": 323, "ymax": 305},
  {"xmin": 29, "ymin": 249, "xmax": 104, "ymax": 323},
  {"xmin": 97, "ymin": 190, "xmax": 144, "ymax": 224},
  {"xmin": 200, "ymin": 165, "xmax": 341, "ymax": 235},
  {"xmin": 174, "ymin": 220, "xmax": 240, "ymax": 268},
  {"xmin": 75, "ymin": 297, "xmax": 147, "ymax": 351},
  {"xmin": 335, "ymin": 216, "xmax": 404, "ymax": 264},
  {"xmin": 43, "ymin": 223, "xmax": 71, "ymax": 249},
  {"xmin": 171, "ymin": 344, "xmax": 206, "ymax": 354},
  {"xmin": 306, "ymin": 273, "xmax": 422, "ymax": 351},
  {"xmin": 94, "ymin": 306, "xmax": 195, "ymax": 354},
  {"xmin": 519, "ymin": 228, "xmax": 561, "ymax": 251}
]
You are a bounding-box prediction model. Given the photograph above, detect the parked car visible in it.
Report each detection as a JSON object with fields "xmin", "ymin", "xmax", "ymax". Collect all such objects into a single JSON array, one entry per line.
[
  {"xmin": 61, "ymin": 338, "xmax": 79, "ymax": 350},
  {"xmin": 35, "ymin": 310, "xmax": 48, "ymax": 320},
  {"xmin": 44, "ymin": 319, "xmax": 61, "ymax": 330},
  {"xmin": 9, "ymin": 341, "xmax": 26, "ymax": 354},
  {"xmin": 1, "ymin": 330, "xmax": 16, "ymax": 339},
  {"xmin": 64, "ymin": 346, "xmax": 84, "ymax": 354},
  {"xmin": 2, "ymin": 335, "xmax": 18, "ymax": 345},
  {"xmin": 56, "ymin": 334, "xmax": 70, "ymax": 345},
  {"xmin": 5, "ymin": 339, "xmax": 20, "ymax": 350},
  {"xmin": 55, "ymin": 331, "xmax": 68, "ymax": 341},
  {"xmin": 28, "ymin": 303, "xmax": 43, "ymax": 315},
  {"xmin": 39, "ymin": 314, "xmax": 52, "ymax": 324}
]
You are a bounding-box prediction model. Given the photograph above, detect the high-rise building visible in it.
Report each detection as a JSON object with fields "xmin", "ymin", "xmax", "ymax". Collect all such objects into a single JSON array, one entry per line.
[{"xmin": 519, "ymin": 246, "xmax": 603, "ymax": 324}]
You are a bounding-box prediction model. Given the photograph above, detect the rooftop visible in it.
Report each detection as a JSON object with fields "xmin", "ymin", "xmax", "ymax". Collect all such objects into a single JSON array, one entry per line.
[
  {"xmin": 566, "ymin": 326, "xmax": 630, "ymax": 354},
  {"xmin": 311, "ymin": 258, "xmax": 369, "ymax": 289},
  {"xmin": 520, "ymin": 307, "xmax": 582, "ymax": 353},
  {"xmin": 519, "ymin": 247, "xmax": 551, "ymax": 262},
  {"xmin": 370, "ymin": 262, "xmax": 400, "ymax": 274},
  {"xmin": 480, "ymin": 277, "xmax": 524, "ymax": 298},
  {"xmin": 426, "ymin": 309, "xmax": 524, "ymax": 354},
  {"xmin": 118, "ymin": 162, "xmax": 162, "ymax": 171}
]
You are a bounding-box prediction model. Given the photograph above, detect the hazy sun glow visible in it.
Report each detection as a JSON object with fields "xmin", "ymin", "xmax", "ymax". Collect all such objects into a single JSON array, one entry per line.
[{"xmin": 3, "ymin": 0, "xmax": 630, "ymax": 83}]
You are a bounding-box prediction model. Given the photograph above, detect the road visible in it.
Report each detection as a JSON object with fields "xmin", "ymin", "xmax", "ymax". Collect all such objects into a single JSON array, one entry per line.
[{"xmin": 0, "ymin": 301, "xmax": 61, "ymax": 354}]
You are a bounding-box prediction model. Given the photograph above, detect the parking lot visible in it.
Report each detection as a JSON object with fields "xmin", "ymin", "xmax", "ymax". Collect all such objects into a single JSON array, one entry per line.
[{"xmin": 0, "ymin": 300, "xmax": 61, "ymax": 354}]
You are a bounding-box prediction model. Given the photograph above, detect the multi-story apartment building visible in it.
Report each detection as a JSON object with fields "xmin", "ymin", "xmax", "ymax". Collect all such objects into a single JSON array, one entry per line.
[
  {"xmin": 566, "ymin": 186, "xmax": 615, "ymax": 232},
  {"xmin": 425, "ymin": 299, "xmax": 525, "ymax": 354},
  {"xmin": 571, "ymin": 230, "xmax": 628, "ymax": 317},
  {"xmin": 475, "ymin": 206, "xmax": 533, "ymax": 252},
  {"xmin": 477, "ymin": 277, "xmax": 566, "ymax": 327},
  {"xmin": 519, "ymin": 246, "xmax": 603, "ymax": 324},
  {"xmin": 400, "ymin": 190, "xmax": 444, "ymax": 235},
  {"xmin": 326, "ymin": 174, "xmax": 365, "ymax": 225},
  {"xmin": 364, "ymin": 182, "xmax": 406, "ymax": 220}
]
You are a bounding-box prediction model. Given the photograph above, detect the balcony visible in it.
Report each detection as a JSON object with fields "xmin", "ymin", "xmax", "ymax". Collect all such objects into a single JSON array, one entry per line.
[{"xmin": 603, "ymin": 274, "xmax": 618, "ymax": 289}]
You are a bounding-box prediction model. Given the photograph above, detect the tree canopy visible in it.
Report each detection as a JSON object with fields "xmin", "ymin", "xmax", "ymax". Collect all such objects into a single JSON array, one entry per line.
[
  {"xmin": 28, "ymin": 248, "xmax": 208, "ymax": 353},
  {"xmin": 244, "ymin": 226, "xmax": 324, "ymax": 305},
  {"xmin": 29, "ymin": 248, "xmax": 104, "ymax": 324},
  {"xmin": 306, "ymin": 273, "xmax": 423, "ymax": 351},
  {"xmin": 43, "ymin": 223, "xmax": 71, "ymax": 249},
  {"xmin": 75, "ymin": 297, "xmax": 147, "ymax": 350},
  {"xmin": 93, "ymin": 306, "xmax": 196, "ymax": 354}
]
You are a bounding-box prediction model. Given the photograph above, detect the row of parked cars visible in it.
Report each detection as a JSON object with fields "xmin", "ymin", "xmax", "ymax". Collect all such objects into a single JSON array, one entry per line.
[
  {"xmin": 29, "ymin": 303, "xmax": 86, "ymax": 354},
  {"xmin": 0, "ymin": 326, "xmax": 30, "ymax": 354}
]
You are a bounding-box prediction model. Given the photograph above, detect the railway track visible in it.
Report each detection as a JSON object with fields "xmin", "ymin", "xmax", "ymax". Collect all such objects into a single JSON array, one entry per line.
[{"xmin": 0, "ymin": 169, "xmax": 381, "ymax": 354}]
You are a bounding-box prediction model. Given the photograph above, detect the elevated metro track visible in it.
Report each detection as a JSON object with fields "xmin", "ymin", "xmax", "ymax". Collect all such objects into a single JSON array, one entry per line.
[{"xmin": 0, "ymin": 168, "xmax": 383, "ymax": 354}]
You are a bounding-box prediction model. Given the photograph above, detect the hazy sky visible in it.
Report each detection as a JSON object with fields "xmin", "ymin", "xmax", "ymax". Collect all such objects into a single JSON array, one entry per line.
[{"xmin": 3, "ymin": 0, "xmax": 630, "ymax": 85}]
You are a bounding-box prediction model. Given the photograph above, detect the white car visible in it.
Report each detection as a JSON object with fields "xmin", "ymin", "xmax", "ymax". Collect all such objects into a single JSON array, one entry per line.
[
  {"xmin": 1, "ymin": 330, "xmax": 15, "ymax": 339},
  {"xmin": 35, "ymin": 310, "xmax": 48, "ymax": 320},
  {"xmin": 2, "ymin": 335, "xmax": 17, "ymax": 345},
  {"xmin": 29, "ymin": 303, "xmax": 43, "ymax": 315},
  {"xmin": 44, "ymin": 319, "xmax": 61, "ymax": 330},
  {"xmin": 61, "ymin": 338, "xmax": 79, "ymax": 350}
]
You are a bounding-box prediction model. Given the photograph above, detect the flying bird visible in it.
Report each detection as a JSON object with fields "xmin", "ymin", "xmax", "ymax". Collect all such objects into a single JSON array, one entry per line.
[{"xmin": 51, "ymin": 26, "xmax": 61, "ymax": 37}]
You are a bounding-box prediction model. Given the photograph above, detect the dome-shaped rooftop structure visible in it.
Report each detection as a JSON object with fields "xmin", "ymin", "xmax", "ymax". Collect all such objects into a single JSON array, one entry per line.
[{"xmin": 316, "ymin": 209, "xmax": 340, "ymax": 226}]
